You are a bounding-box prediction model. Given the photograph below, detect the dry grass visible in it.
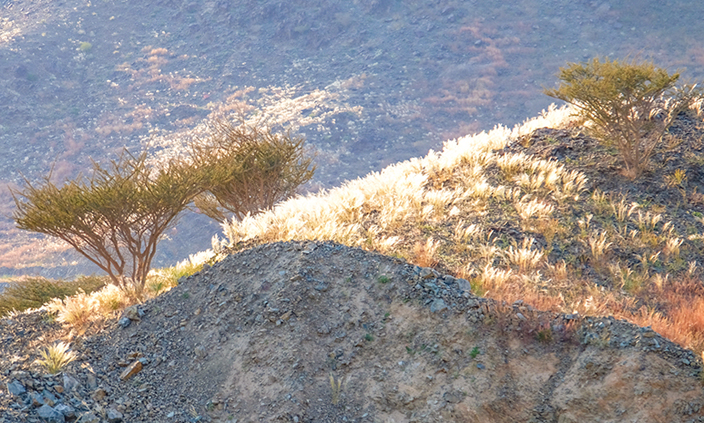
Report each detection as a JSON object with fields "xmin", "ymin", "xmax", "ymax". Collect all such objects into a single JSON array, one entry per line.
[
  {"xmin": 0, "ymin": 276, "xmax": 106, "ymax": 317},
  {"xmin": 43, "ymin": 251, "xmax": 213, "ymax": 328},
  {"xmin": 35, "ymin": 341, "xmax": 77, "ymax": 374}
]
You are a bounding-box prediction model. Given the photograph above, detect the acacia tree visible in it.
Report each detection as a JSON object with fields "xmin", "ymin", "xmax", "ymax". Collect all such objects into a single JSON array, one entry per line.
[
  {"xmin": 545, "ymin": 57, "xmax": 700, "ymax": 178},
  {"xmin": 12, "ymin": 151, "xmax": 207, "ymax": 298},
  {"xmin": 191, "ymin": 120, "xmax": 315, "ymax": 222}
]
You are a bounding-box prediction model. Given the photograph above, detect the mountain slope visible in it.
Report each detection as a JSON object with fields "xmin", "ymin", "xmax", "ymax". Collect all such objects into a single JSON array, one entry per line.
[{"xmin": 2, "ymin": 241, "xmax": 703, "ymax": 422}]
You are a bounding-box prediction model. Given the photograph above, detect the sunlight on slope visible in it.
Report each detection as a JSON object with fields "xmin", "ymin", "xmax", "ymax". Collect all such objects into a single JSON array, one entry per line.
[{"xmin": 222, "ymin": 104, "xmax": 576, "ymax": 250}]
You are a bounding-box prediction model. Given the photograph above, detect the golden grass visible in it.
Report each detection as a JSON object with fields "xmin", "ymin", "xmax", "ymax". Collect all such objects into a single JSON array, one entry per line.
[
  {"xmin": 35, "ymin": 341, "xmax": 76, "ymax": 374},
  {"xmin": 43, "ymin": 251, "xmax": 213, "ymax": 328},
  {"xmin": 0, "ymin": 276, "xmax": 106, "ymax": 317}
]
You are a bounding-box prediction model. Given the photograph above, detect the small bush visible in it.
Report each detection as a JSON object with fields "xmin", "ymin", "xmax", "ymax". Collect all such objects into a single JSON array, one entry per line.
[
  {"xmin": 0, "ymin": 276, "xmax": 106, "ymax": 317},
  {"xmin": 35, "ymin": 341, "xmax": 77, "ymax": 374},
  {"xmin": 545, "ymin": 57, "xmax": 700, "ymax": 178},
  {"xmin": 191, "ymin": 120, "xmax": 315, "ymax": 222}
]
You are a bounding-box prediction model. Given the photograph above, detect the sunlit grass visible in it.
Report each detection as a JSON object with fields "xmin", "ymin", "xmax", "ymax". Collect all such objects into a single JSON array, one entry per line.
[
  {"xmin": 0, "ymin": 275, "xmax": 106, "ymax": 317},
  {"xmin": 35, "ymin": 341, "xmax": 77, "ymax": 374}
]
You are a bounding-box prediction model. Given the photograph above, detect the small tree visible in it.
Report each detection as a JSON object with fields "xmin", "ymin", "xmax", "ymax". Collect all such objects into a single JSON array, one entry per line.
[
  {"xmin": 12, "ymin": 151, "xmax": 207, "ymax": 298},
  {"xmin": 545, "ymin": 57, "xmax": 700, "ymax": 178},
  {"xmin": 191, "ymin": 120, "xmax": 315, "ymax": 222}
]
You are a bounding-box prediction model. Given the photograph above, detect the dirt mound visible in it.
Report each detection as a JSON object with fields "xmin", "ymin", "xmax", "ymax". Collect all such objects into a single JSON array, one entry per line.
[{"xmin": 3, "ymin": 241, "xmax": 704, "ymax": 422}]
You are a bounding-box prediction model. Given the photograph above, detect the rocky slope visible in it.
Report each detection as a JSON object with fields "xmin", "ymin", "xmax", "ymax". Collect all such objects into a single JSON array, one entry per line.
[{"xmin": 2, "ymin": 241, "xmax": 704, "ymax": 422}]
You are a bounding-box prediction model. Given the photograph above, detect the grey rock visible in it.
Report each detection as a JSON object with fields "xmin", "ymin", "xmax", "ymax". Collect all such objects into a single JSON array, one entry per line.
[
  {"xmin": 31, "ymin": 392, "xmax": 44, "ymax": 406},
  {"xmin": 77, "ymin": 412, "xmax": 100, "ymax": 423},
  {"xmin": 118, "ymin": 317, "xmax": 131, "ymax": 328},
  {"xmin": 55, "ymin": 404, "xmax": 76, "ymax": 419},
  {"xmin": 85, "ymin": 373, "xmax": 97, "ymax": 390},
  {"xmin": 106, "ymin": 408, "xmax": 123, "ymax": 423},
  {"xmin": 443, "ymin": 390, "xmax": 464, "ymax": 404},
  {"xmin": 430, "ymin": 298, "xmax": 447, "ymax": 313},
  {"xmin": 420, "ymin": 268, "xmax": 435, "ymax": 279},
  {"xmin": 37, "ymin": 404, "xmax": 65, "ymax": 423},
  {"xmin": 62, "ymin": 374, "xmax": 80, "ymax": 392},
  {"xmin": 456, "ymin": 278, "xmax": 471, "ymax": 292},
  {"xmin": 91, "ymin": 388, "xmax": 107, "ymax": 401},
  {"xmin": 42, "ymin": 389, "xmax": 58, "ymax": 406},
  {"xmin": 6, "ymin": 380, "xmax": 26, "ymax": 396}
]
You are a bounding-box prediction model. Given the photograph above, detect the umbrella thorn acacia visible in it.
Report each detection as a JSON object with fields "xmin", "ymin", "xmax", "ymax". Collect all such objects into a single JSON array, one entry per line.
[
  {"xmin": 11, "ymin": 151, "xmax": 208, "ymax": 298},
  {"xmin": 545, "ymin": 57, "xmax": 701, "ymax": 179}
]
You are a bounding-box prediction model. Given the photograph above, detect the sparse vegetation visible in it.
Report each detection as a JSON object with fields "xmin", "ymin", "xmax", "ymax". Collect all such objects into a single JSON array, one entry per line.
[
  {"xmin": 215, "ymin": 96, "xmax": 704, "ymax": 356},
  {"xmin": 11, "ymin": 119, "xmax": 311, "ymax": 299},
  {"xmin": 470, "ymin": 346, "xmax": 480, "ymax": 359},
  {"xmin": 329, "ymin": 374, "xmax": 344, "ymax": 405},
  {"xmin": 0, "ymin": 275, "xmax": 106, "ymax": 317},
  {"xmin": 12, "ymin": 150, "xmax": 208, "ymax": 298},
  {"xmin": 8, "ymin": 59, "xmax": 704, "ymax": 368}
]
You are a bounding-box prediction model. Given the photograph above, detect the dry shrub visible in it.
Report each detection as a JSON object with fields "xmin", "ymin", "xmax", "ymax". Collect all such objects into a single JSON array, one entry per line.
[
  {"xmin": 411, "ymin": 238, "xmax": 440, "ymax": 268},
  {"xmin": 47, "ymin": 290, "xmax": 94, "ymax": 327},
  {"xmin": 35, "ymin": 341, "xmax": 77, "ymax": 374},
  {"xmin": 626, "ymin": 278, "xmax": 704, "ymax": 353}
]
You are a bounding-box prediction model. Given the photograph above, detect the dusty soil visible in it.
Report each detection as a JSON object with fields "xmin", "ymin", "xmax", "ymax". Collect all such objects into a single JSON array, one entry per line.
[{"xmin": 2, "ymin": 241, "xmax": 704, "ymax": 422}]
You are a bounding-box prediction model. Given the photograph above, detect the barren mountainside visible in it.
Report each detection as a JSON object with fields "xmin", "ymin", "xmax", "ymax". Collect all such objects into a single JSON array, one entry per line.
[{"xmin": 2, "ymin": 241, "xmax": 704, "ymax": 422}]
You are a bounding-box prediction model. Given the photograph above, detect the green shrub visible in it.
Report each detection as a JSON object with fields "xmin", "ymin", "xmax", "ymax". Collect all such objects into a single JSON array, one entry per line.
[
  {"xmin": 0, "ymin": 275, "xmax": 106, "ymax": 317},
  {"xmin": 191, "ymin": 120, "xmax": 315, "ymax": 222},
  {"xmin": 545, "ymin": 57, "xmax": 700, "ymax": 178}
]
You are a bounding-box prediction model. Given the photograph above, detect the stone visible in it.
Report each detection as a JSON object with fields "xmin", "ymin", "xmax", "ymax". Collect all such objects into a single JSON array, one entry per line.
[
  {"xmin": 92, "ymin": 388, "xmax": 107, "ymax": 401},
  {"xmin": 55, "ymin": 404, "xmax": 76, "ymax": 419},
  {"xmin": 42, "ymin": 389, "xmax": 57, "ymax": 406},
  {"xmin": 62, "ymin": 374, "xmax": 80, "ymax": 392},
  {"xmin": 420, "ymin": 268, "xmax": 435, "ymax": 279},
  {"xmin": 6, "ymin": 380, "xmax": 26, "ymax": 396},
  {"xmin": 443, "ymin": 390, "xmax": 464, "ymax": 404},
  {"xmin": 106, "ymin": 408, "xmax": 124, "ymax": 423},
  {"xmin": 37, "ymin": 404, "xmax": 65, "ymax": 423},
  {"xmin": 118, "ymin": 317, "xmax": 131, "ymax": 328},
  {"xmin": 455, "ymin": 278, "xmax": 471, "ymax": 292},
  {"xmin": 54, "ymin": 385, "xmax": 64, "ymax": 394},
  {"xmin": 119, "ymin": 361, "xmax": 142, "ymax": 381},
  {"xmin": 430, "ymin": 298, "xmax": 447, "ymax": 313},
  {"xmin": 31, "ymin": 392, "xmax": 45, "ymax": 406},
  {"xmin": 85, "ymin": 373, "xmax": 97, "ymax": 390},
  {"xmin": 120, "ymin": 305, "xmax": 144, "ymax": 323},
  {"xmin": 77, "ymin": 413, "xmax": 100, "ymax": 423}
]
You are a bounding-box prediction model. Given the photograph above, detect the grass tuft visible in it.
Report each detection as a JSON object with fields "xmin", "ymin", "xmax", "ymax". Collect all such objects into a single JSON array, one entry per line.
[{"xmin": 35, "ymin": 341, "xmax": 77, "ymax": 374}]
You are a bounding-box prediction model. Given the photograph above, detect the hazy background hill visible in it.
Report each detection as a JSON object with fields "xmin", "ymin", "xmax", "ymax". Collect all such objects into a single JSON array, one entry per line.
[{"xmin": 2, "ymin": 0, "xmax": 704, "ymax": 277}]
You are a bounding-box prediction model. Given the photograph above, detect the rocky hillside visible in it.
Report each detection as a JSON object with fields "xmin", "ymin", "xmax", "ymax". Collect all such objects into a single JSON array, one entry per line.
[{"xmin": 2, "ymin": 241, "xmax": 704, "ymax": 422}]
